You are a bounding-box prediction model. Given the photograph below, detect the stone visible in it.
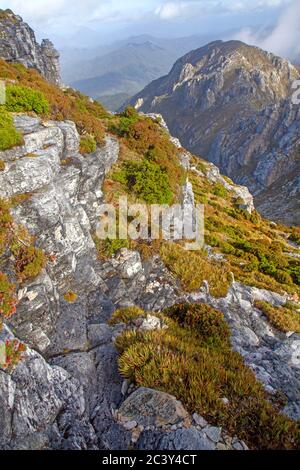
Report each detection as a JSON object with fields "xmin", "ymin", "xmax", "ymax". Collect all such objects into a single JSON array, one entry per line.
[
  {"xmin": 203, "ymin": 426, "xmax": 222, "ymax": 443},
  {"xmin": 192, "ymin": 413, "xmax": 208, "ymax": 428},
  {"xmin": 117, "ymin": 388, "xmax": 190, "ymax": 428},
  {"xmin": 158, "ymin": 428, "xmax": 216, "ymax": 451},
  {"xmin": 123, "ymin": 420, "xmax": 137, "ymax": 431}
]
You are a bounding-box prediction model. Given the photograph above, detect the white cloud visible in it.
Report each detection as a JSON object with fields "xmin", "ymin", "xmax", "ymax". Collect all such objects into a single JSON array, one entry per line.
[
  {"xmin": 154, "ymin": 0, "xmax": 292, "ymax": 20},
  {"xmin": 155, "ymin": 2, "xmax": 186, "ymax": 19},
  {"xmin": 233, "ymin": 0, "xmax": 300, "ymax": 59}
]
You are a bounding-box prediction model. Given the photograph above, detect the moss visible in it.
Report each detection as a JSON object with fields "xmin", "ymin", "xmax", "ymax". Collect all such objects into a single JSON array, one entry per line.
[
  {"xmin": 63, "ymin": 291, "xmax": 78, "ymax": 303},
  {"xmin": 116, "ymin": 303, "xmax": 300, "ymax": 450},
  {"xmin": 254, "ymin": 300, "xmax": 300, "ymax": 333},
  {"xmin": 5, "ymin": 84, "xmax": 49, "ymax": 114},
  {"xmin": 109, "ymin": 306, "xmax": 145, "ymax": 326},
  {"xmin": 79, "ymin": 134, "xmax": 97, "ymax": 154}
]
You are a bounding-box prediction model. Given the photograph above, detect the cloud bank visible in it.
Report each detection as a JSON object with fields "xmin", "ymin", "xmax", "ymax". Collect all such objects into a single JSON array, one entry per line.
[{"xmin": 234, "ymin": 0, "xmax": 300, "ymax": 60}]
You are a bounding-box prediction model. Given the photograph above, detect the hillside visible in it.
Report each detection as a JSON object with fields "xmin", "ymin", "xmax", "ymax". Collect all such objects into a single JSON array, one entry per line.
[
  {"xmin": 129, "ymin": 40, "xmax": 300, "ymax": 226},
  {"xmin": 0, "ymin": 16, "xmax": 300, "ymax": 451}
]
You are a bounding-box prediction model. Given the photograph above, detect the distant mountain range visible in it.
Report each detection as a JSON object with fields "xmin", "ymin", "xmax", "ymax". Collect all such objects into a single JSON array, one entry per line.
[
  {"xmin": 61, "ymin": 34, "xmax": 219, "ymax": 110},
  {"xmin": 129, "ymin": 40, "xmax": 300, "ymax": 226}
]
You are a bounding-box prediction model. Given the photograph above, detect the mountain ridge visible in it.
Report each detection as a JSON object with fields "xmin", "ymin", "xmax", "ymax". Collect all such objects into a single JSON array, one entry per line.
[{"xmin": 129, "ymin": 40, "xmax": 300, "ymax": 226}]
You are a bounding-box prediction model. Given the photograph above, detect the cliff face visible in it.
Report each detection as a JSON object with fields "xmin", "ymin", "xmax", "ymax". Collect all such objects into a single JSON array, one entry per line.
[
  {"xmin": 129, "ymin": 40, "xmax": 300, "ymax": 226},
  {"xmin": 0, "ymin": 9, "xmax": 61, "ymax": 85}
]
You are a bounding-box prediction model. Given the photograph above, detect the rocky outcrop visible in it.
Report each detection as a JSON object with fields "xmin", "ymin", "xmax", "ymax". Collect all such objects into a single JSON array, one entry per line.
[
  {"xmin": 0, "ymin": 9, "xmax": 61, "ymax": 85},
  {"xmin": 129, "ymin": 40, "xmax": 300, "ymax": 226},
  {"xmin": 0, "ymin": 114, "xmax": 299, "ymax": 449}
]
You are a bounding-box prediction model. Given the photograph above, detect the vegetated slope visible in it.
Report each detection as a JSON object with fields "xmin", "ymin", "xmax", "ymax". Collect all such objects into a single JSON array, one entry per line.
[
  {"xmin": 0, "ymin": 57, "xmax": 300, "ymax": 451},
  {"xmin": 129, "ymin": 40, "xmax": 300, "ymax": 226}
]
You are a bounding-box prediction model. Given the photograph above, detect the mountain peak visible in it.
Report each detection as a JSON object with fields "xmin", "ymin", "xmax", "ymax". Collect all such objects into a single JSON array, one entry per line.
[
  {"xmin": 129, "ymin": 40, "xmax": 300, "ymax": 226},
  {"xmin": 0, "ymin": 10, "xmax": 61, "ymax": 86}
]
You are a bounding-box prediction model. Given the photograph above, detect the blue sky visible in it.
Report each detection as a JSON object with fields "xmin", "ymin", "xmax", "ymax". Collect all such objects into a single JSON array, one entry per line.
[{"xmin": 0, "ymin": 0, "xmax": 297, "ymax": 49}]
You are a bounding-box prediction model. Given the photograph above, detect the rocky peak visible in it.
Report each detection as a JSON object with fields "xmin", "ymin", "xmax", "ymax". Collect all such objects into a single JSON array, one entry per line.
[
  {"xmin": 130, "ymin": 40, "xmax": 300, "ymax": 226},
  {"xmin": 0, "ymin": 9, "xmax": 61, "ymax": 86}
]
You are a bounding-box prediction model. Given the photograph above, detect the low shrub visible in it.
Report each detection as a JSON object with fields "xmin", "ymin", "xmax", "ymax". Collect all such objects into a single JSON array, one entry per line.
[
  {"xmin": 254, "ymin": 300, "xmax": 300, "ymax": 333},
  {"xmin": 112, "ymin": 159, "xmax": 173, "ymax": 205},
  {"xmin": 94, "ymin": 236, "xmax": 130, "ymax": 259},
  {"xmin": 109, "ymin": 306, "xmax": 145, "ymax": 326},
  {"xmin": 12, "ymin": 245, "xmax": 46, "ymax": 281},
  {"xmin": 116, "ymin": 303, "xmax": 300, "ymax": 450},
  {"xmin": 79, "ymin": 134, "xmax": 97, "ymax": 154},
  {"xmin": 5, "ymin": 84, "xmax": 49, "ymax": 114},
  {"xmin": 160, "ymin": 242, "xmax": 231, "ymax": 298},
  {"xmin": 0, "ymin": 108, "xmax": 23, "ymax": 151}
]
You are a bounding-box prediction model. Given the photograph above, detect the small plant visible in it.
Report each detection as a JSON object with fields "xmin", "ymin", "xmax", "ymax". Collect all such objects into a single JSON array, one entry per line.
[
  {"xmin": 160, "ymin": 242, "xmax": 231, "ymax": 298},
  {"xmin": 12, "ymin": 245, "xmax": 46, "ymax": 281},
  {"xmin": 1, "ymin": 339, "xmax": 26, "ymax": 371},
  {"xmin": 64, "ymin": 291, "xmax": 78, "ymax": 303},
  {"xmin": 0, "ymin": 108, "xmax": 23, "ymax": 151},
  {"xmin": 5, "ymin": 84, "xmax": 49, "ymax": 114},
  {"xmin": 254, "ymin": 300, "xmax": 300, "ymax": 333},
  {"xmin": 79, "ymin": 134, "xmax": 97, "ymax": 154},
  {"xmin": 0, "ymin": 272, "xmax": 17, "ymax": 324},
  {"xmin": 213, "ymin": 183, "xmax": 228, "ymax": 198},
  {"xmin": 94, "ymin": 235, "xmax": 130, "ymax": 259},
  {"xmin": 109, "ymin": 306, "xmax": 145, "ymax": 326}
]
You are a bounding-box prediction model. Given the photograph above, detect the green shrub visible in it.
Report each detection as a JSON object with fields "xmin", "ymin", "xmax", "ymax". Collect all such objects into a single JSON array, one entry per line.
[
  {"xmin": 0, "ymin": 108, "xmax": 23, "ymax": 151},
  {"xmin": 164, "ymin": 303, "xmax": 231, "ymax": 348},
  {"xmin": 110, "ymin": 106, "xmax": 140, "ymax": 137},
  {"xmin": 213, "ymin": 183, "xmax": 228, "ymax": 198},
  {"xmin": 5, "ymin": 85, "xmax": 49, "ymax": 114},
  {"xmin": 109, "ymin": 306, "xmax": 145, "ymax": 326},
  {"xmin": 79, "ymin": 134, "xmax": 97, "ymax": 154},
  {"xmin": 113, "ymin": 159, "xmax": 173, "ymax": 205}
]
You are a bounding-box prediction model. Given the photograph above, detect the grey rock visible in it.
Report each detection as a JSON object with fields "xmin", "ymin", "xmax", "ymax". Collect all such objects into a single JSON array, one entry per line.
[
  {"xmin": 0, "ymin": 11, "xmax": 61, "ymax": 85},
  {"xmin": 117, "ymin": 387, "xmax": 189, "ymax": 428},
  {"xmin": 203, "ymin": 426, "xmax": 222, "ymax": 443}
]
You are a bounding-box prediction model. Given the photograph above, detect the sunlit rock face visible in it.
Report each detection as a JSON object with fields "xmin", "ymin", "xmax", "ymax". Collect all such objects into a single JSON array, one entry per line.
[{"xmin": 0, "ymin": 9, "xmax": 61, "ymax": 85}]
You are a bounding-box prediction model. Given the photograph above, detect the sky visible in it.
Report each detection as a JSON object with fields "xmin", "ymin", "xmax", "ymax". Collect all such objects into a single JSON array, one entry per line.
[{"xmin": 0, "ymin": 0, "xmax": 298, "ymax": 57}]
